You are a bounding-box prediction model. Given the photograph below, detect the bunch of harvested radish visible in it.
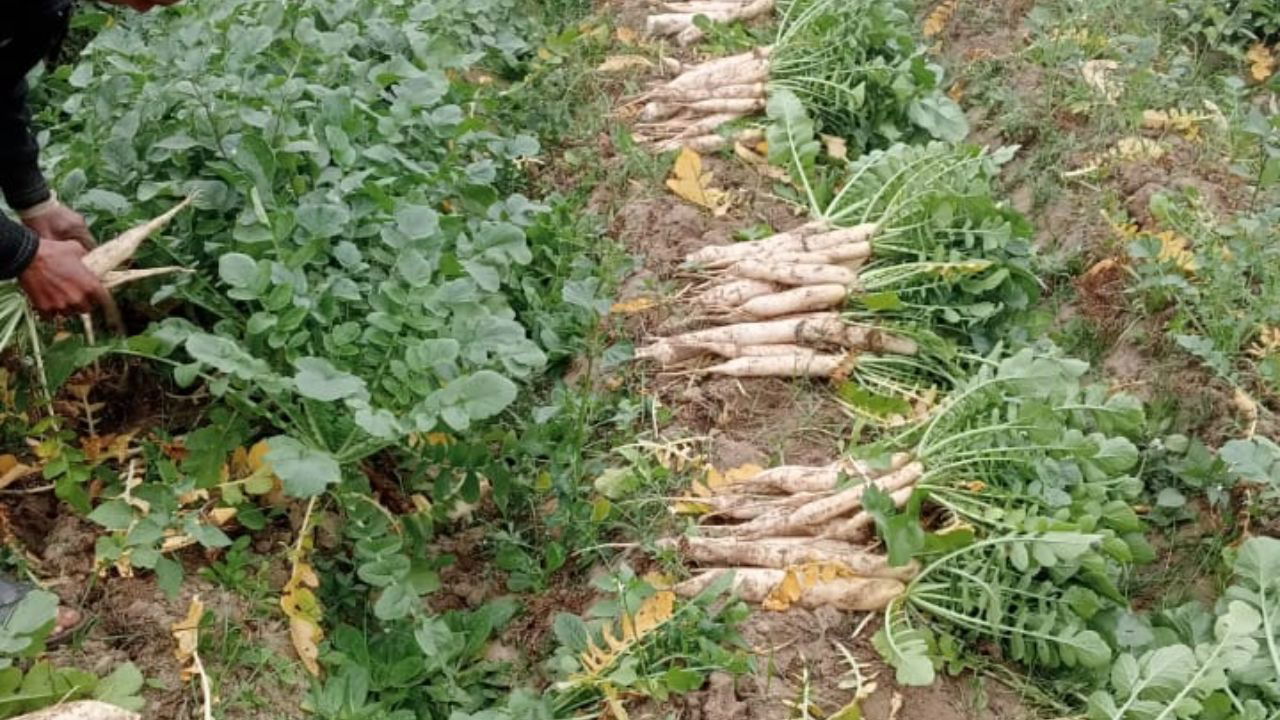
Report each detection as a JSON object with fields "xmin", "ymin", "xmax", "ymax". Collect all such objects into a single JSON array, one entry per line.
[
  {"xmin": 633, "ymin": 47, "xmax": 771, "ymax": 152},
  {"xmin": 645, "ymin": 0, "xmax": 775, "ymax": 46},
  {"xmin": 635, "ymin": 221, "xmax": 920, "ymax": 378},
  {"xmin": 662, "ymin": 455, "xmax": 922, "ymax": 611}
]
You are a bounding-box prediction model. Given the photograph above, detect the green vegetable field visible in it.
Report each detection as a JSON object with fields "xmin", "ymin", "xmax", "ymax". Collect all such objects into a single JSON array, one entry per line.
[{"xmin": 1, "ymin": 0, "xmax": 1278, "ymax": 718}]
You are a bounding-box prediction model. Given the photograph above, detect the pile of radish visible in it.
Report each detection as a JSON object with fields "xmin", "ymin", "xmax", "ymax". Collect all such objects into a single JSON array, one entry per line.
[
  {"xmin": 636, "ymin": 221, "xmax": 922, "ymax": 378},
  {"xmin": 664, "ymin": 455, "xmax": 922, "ymax": 611},
  {"xmin": 645, "ymin": 0, "xmax": 776, "ymax": 46},
  {"xmin": 633, "ymin": 48, "xmax": 772, "ymax": 152}
]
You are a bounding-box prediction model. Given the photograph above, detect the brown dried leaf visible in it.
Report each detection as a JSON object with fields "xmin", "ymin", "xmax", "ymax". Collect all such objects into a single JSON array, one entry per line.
[
  {"xmin": 922, "ymin": 0, "xmax": 957, "ymax": 38},
  {"xmin": 1082, "ymin": 59, "xmax": 1121, "ymax": 103},
  {"xmin": 821, "ymin": 134, "xmax": 848, "ymax": 160},
  {"xmin": 597, "ymin": 55, "xmax": 654, "ymax": 73},
  {"xmin": 171, "ymin": 595, "xmax": 204, "ymax": 682}
]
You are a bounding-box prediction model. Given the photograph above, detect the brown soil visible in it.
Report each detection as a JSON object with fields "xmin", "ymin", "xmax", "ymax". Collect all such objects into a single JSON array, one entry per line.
[
  {"xmin": 6, "ymin": 505, "xmax": 307, "ymax": 720},
  {"xmin": 661, "ymin": 609, "xmax": 1038, "ymax": 720}
]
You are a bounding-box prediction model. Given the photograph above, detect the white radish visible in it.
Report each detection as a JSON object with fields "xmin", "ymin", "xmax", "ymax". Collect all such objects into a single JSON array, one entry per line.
[
  {"xmin": 681, "ymin": 491, "xmax": 819, "ymax": 520},
  {"xmin": 736, "ymin": 284, "xmax": 847, "ymax": 318},
  {"xmin": 681, "ymin": 134, "xmax": 730, "ymax": 153},
  {"xmin": 730, "ymin": 260, "xmax": 860, "ymax": 288},
  {"xmin": 639, "ymin": 102, "xmax": 680, "ymax": 123},
  {"xmin": 844, "ymin": 325, "xmax": 918, "ymax": 356},
  {"xmin": 685, "ymin": 223, "xmax": 831, "ymax": 267},
  {"xmin": 664, "ymin": 313, "xmax": 848, "ymax": 347},
  {"xmin": 691, "ymin": 342, "xmax": 817, "ymax": 359},
  {"xmin": 659, "ymin": 536, "xmax": 918, "ymax": 580},
  {"xmin": 773, "ymin": 242, "xmax": 873, "ymax": 265},
  {"xmin": 727, "ymin": 452, "xmax": 913, "ymax": 495},
  {"xmin": 723, "ymin": 462, "xmax": 923, "ymax": 539},
  {"xmin": 693, "ymin": 278, "xmax": 779, "ymax": 307},
  {"xmin": 83, "ymin": 196, "xmax": 194, "ymax": 276},
  {"xmin": 673, "ymin": 568, "xmax": 904, "ymax": 610},
  {"xmin": 684, "ymin": 222, "xmax": 874, "ymax": 267},
  {"xmin": 701, "ymin": 354, "xmax": 845, "ymax": 377},
  {"xmin": 682, "ymin": 97, "xmax": 767, "ymax": 115},
  {"xmin": 655, "ymin": 82, "xmax": 768, "ymax": 102},
  {"xmin": 660, "ymin": 1, "xmax": 754, "ymax": 13},
  {"xmin": 797, "ymin": 224, "xmax": 879, "ymax": 252},
  {"xmin": 102, "ymin": 266, "xmax": 193, "ymax": 290}
]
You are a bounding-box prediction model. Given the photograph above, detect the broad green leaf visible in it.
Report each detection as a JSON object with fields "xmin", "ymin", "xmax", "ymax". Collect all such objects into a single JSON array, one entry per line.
[
  {"xmin": 265, "ymin": 436, "xmax": 341, "ymax": 498},
  {"xmin": 87, "ymin": 500, "xmax": 134, "ymax": 531},
  {"xmin": 293, "ymin": 357, "xmax": 367, "ymax": 402}
]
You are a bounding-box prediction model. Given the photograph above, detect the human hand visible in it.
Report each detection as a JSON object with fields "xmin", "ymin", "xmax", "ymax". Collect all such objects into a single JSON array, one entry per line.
[
  {"xmin": 97, "ymin": 0, "xmax": 182, "ymax": 12},
  {"xmin": 22, "ymin": 204, "xmax": 95, "ymax": 250},
  {"xmin": 17, "ymin": 239, "xmax": 110, "ymax": 317}
]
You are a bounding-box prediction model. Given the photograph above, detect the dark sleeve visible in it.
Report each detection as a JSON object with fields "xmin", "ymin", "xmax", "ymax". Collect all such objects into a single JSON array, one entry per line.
[
  {"xmin": 0, "ymin": 216, "xmax": 39, "ymax": 280},
  {"xmin": 0, "ymin": 75, "xmax": 53, "ymax": 214}
]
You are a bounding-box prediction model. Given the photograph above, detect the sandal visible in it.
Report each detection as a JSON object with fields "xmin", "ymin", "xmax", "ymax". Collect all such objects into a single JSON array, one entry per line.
[{"xmin": 0, "ymin": 575, "xmax": 82, "ymax": 647}]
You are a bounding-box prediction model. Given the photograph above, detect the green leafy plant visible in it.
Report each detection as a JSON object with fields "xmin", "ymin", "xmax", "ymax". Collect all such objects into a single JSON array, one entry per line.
[{"xmin": 773, "ymin": 0, "xmax": 968, "ymax": 152}]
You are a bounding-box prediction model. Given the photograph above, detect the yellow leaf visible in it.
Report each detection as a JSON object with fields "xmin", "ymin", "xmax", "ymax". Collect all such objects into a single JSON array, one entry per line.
[
  {"xmin": 616, "ymin": 27, "xmax": 639, "ymax": 46},
  {"xmin": 289, "ymin": 616, "xmax": 323, "ymax": 677},
  {"xmin": 576, "ymin": 591, "xmax": 677, "ymax": 680},
  {"xmin": 282, "ymin": 518, "xmax": 324, "ymax": 677},
  {"xmin": 762, "ymin": 562, "xmax": 857, "ymax": 611},
  {"xmin": 171, "ymin": 595, "xmax": 204, "ymax": 681},
  {"xmin": 425, "ymin": 432, "xmax": 452, "ymax": 446},
  {"xmin": 620, "ymin": 590, "xmax": 675, "ymax": 642},
  {"xmin": 1108, "ymin": 136, "xmax": 1166, "ymax": 164},
  {"xmin": 922, "ymin": 0, "xmax": 957, "ymax": 38},
  {"xmin": 1154, "ymin": 230, "xmax": 1196, "ymax": 274},
  {"xmin": 642, "ymin": 571, "xmax": 674, "ymax": 589},
  {"xmin": 672, "ymin": 500, "xmax": 714, "ymax": 515},
  {"xmin": 610, "ymin": 297, "xmax": 657, "ymax": 315},
  {"xmin": 693, "ymin": 463, "xmax": 762, "ymax": 497},
  {"xmin": 1247, "ymin": 43, "xmax": 1276, "ymax": 83},
  {"xmin": 597, "ymin": 55, "xmax": 653, "ymax": 73},
  {"xmin": 0, "ymin": 457, "xmax": 33, "ymax": 491},
  {"xmin": 821, "ymin": 134, "xmax": 848, "ymax": 160},
  {"xmin": 665, "ymin": 147, "xmax": 731, "ymax": 216}
]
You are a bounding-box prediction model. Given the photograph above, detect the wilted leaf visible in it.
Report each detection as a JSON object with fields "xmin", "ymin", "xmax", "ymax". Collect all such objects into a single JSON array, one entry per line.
[
  {"xmin": 1247, "ymin": 43, "xmax": 1276, "ymax": 83},
  {"xmin": 693, "ymin": 463, "xmax": 763, "ymax": 497},
  {"xmin": 665, "ymin": 147, "xmax": 732, "ymax": 215},
  {"xmin": 281, "ymin": 519, "xmax": 324, "ymax": 677},
  {"xmin": 171, "ymin": 595, "xmax": 203, "ymax": 682},
  {"xmin": 821, "ymin": 134, "xmax": 849, "ymax": 160},
  {"xmin": 0, "ymin": 455, "xmax": 34, "ymax": 491},
  {"xmin": 922, "ymin": 0, "xmax": 957, "ymax": 38},
  {"xmin": 610, "ymin": 297, "xmax": 657, "ymax": 315},
  {"xmin": 616, "ymin": 27, "xmax": 639, "ymax": 46},
  {"xmin": 576, "ymin": 591, "xmax": 677, "ymax": 679},
  {"xmin": 1082, "ymin": 59, "xmax": 1121, "ymax": 103},
  {"xmin": 597, "ymin": 55, "xmax": 653, "ymax": 73},
  {"xmin": 762, "ymin": 562, "xmax": 858, "ymax": 611}
]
